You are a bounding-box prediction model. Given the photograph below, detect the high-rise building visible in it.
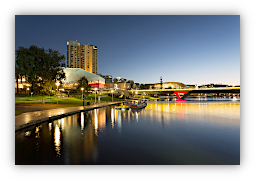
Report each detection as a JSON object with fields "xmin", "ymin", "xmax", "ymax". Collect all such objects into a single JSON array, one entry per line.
[{"xmin": 67, "ymin": 40, "xmax": 97, "ymax": 74}]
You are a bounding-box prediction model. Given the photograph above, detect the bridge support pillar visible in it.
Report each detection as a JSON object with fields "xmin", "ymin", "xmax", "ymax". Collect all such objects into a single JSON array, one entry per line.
[{"xmin": 174, "ymin": 91, "xmax": 190, "ymax": 101}]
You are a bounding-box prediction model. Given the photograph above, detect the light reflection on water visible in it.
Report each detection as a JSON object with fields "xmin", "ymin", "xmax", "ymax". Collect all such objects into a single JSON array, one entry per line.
[{"xmin": 15, "ymin": 101, "xmax": 240, "ymax": 165}]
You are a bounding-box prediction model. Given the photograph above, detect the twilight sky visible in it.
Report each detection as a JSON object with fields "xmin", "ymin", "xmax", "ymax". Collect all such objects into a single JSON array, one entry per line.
[{"xmin": 15, "ymin": 15, "xmax": 240, "ymax": 85}]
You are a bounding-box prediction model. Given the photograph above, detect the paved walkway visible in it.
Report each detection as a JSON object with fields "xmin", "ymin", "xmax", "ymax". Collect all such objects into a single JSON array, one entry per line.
[
  {"xmin": 15, "ymin": 101, "xmax": 123, "ymax": 131},
  {"xmin": 15, "ymin": 105, "xmax": 63, "ymax": 113}
]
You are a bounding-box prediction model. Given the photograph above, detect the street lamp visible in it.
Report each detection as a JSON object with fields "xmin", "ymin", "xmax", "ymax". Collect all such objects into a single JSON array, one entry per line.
[
  {"xmin": 81, "ymin": 88, "xmax": 84, "ymax": 100},
  {"xmin": 111, "ymin": 90, "xmax": 114, "ymax": 102},
  {"xmin": 95, "ymin": 88, "xmax": 97, "ymax": 104},
  {"xmin": 81, "ymin": 87, "xmax": 84, "ymax": 100},
  {"xmin": 56, "ymin": 82, "xmax": 60, "ymax": 107},
  {"xmin": 27, "ymin": 87, "xmax": 29, "ymax": 98}
]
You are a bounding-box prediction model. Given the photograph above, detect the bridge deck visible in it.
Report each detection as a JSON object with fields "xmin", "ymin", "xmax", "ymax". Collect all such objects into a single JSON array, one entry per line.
[{"xmin": 133, "ymin": 87, "xmax": 239, "ymax": 92}]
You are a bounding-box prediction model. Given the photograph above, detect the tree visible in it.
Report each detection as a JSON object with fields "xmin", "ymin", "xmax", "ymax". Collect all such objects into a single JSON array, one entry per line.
[
  {"xmin": 76, "ymin": 76, "xmax": 91, "ymax": 98},
  {"xmin": 15, "ymin": 45, "xmax": 66, "ymax": 103},
  {"xmin": 15, "ymin": 46, "xmax": 44, "ymax": 93},
  {"xmin": 15, "ymin": 64, "xmax": 20, "ymax": 94},
  {"xmin": 113, "ymin": 78, "xmax": 118, "ymax": 83}
]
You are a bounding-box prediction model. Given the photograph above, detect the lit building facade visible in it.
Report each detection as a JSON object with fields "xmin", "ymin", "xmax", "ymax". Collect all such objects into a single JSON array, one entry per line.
[
  {"xmin": 150, "ymin": 82, "xmax": 186, "ymax": 89},
  {"xmin": 67, "ymin": 40, "xmax": 97, "ymax": 74},
  {"xmin": 105, "ymin": 82, "xmax": 131, "ymax": 90},
  {"xmin": 97, "ymin": 73, "xmax": 113, "ymax": 83},
  {"xmin": 15, "ymin": 68, "xmax": 105, "ymax": 93}
]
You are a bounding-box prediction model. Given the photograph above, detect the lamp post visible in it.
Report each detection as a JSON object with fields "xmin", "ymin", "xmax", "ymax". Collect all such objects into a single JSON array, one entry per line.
[
  {"xmin": 81, "ymin": 87, "xmax": 84, "ymax": 106},
  {"xmin": 111, "ymin": 90, "xmax": 113, "ymax": 102},
  {"xmin": 27, "ymin": 87, "xmax": 29, "ymax": 98},
  {"xmin": 95, "ymin": 88, "xmax": 97, "ymax": 104},
  {"xmin": 81, "ymin": 87, "xmax": 84, "ymax": 100},
  {"xmin": 56, "ymin": 82, "xmax": 60, "ymax": 107}
]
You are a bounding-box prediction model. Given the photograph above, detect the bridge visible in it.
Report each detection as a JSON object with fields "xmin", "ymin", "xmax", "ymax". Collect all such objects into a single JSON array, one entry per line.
[{"xmin": 101, "ymin": 87, "xmax": 240, "ymax": 101}]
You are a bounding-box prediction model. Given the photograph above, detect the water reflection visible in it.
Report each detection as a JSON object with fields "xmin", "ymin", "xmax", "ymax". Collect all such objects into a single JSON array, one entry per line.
[
  {"xmin": 144, "ymin": 102, "xmax": 240, "ymax": 126},
  {"xmin": 54, "ymin": 124, "xmax": 61, "ymax": 157},
  {"xmin": 111, "ymin": 108, "xmax": 115, "ymax": 128},
  {"xmin": 15, "ymin": 101, "xmax": 240, "ymax": 165},
  {"xmin": 117, "ymin": 110, "xmax": 122, "ymax": 133},
  {"xmin": 94, "ymin": 109, "xmax": 98, "ymax": 136}
]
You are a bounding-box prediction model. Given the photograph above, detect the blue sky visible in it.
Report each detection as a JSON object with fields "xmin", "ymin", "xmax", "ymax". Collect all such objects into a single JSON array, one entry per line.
[{"xmin": 15, "ymin": 15, "xmax": 240, "ymax": 85}]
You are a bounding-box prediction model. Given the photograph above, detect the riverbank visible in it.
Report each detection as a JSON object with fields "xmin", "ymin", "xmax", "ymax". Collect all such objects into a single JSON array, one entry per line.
[{"xmin": 15, "ymin": 101, "xmax": 123, "ymax": 132}]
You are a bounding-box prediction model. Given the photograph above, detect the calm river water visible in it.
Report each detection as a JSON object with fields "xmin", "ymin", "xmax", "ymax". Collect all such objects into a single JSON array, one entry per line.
[{"xmin": 15, "ymin": 100, "xmax": 240, "ymax": 165}]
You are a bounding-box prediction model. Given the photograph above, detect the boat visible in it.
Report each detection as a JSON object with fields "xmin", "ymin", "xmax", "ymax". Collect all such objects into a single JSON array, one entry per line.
[
  {"xmin": 129, "ymin": 100, "xmax": 147, "ymax": 109},
  {"xmin": 115, "ymin": 104, "xmax": 130, "ymax": 110},
  {"xmin": 130, "ymin": 104, "xmax": 146, "ymax": 109}
]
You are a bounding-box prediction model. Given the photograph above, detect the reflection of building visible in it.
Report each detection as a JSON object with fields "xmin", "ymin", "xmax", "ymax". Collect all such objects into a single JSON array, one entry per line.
[
  {"xmin": 67, "ymin": 40, "xmax": 97, "ymax": 74},
  {"xmin": 62, "ymin": 68, "xmax": 105, "ymax": 89}
]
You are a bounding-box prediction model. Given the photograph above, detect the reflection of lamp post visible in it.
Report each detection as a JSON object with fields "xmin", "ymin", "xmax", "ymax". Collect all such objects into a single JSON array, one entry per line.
[
  {"xmin": 111, "ymin": 90, "xmax": 113, "ymax": 102},
  {"xmin": 56, "ymin": 82, "xmax": 60, "ymax": 107},
  {"xmin": 95, "ymin": 88, "xmax": 97, "ymax": 104}
]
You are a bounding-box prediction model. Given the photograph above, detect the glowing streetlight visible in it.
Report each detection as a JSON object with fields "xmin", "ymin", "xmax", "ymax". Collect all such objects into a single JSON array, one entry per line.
[
  {"xmin": 81, "ymin": 87, "xmax": 85, "ymax": 106},
  {"xmin": 81, "ymin": 87, "xmax": 84, "ymax": 100},
  {"xmin": 95, "ymin": 88, "xmax": 97, "ymax": 104},
  {"xmin": 56, "ymin": 82, "xmax": 60, "ymax": 107}
]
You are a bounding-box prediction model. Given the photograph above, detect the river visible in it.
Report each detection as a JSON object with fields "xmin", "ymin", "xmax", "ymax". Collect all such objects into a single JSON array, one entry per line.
[{"xmin": 15, "ymin": 100, "xmax": 240, "ymax": 165}]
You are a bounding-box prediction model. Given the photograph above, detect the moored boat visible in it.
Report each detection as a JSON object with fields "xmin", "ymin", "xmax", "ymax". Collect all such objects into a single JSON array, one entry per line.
[{"xmin": 129, "ymin": 100, "xmax": 147, "ymax": 109}]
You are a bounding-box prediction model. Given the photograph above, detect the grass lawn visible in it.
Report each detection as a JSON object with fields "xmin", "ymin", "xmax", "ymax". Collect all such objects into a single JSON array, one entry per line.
[{"xmin": 15, "ymin": 93, "xmax": 126, "ymax": 107}]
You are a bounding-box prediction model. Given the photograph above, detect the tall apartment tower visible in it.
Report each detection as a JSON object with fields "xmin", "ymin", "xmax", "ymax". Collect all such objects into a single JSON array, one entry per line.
[{"xmin": 67, "ymin": 40, "xmax": 97, "ymax": 74}]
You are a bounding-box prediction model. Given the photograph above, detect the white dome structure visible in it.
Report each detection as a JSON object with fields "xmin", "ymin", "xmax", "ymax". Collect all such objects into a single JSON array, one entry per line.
[{"xmin": 61, "ymin": 68, "xmax": 105, "ymax": 89}]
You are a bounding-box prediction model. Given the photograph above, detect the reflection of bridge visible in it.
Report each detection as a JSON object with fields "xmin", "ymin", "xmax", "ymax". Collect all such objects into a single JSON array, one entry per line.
[{"xmin": 102, "ymin": 87, "xmax": 240, "ymax": 101}]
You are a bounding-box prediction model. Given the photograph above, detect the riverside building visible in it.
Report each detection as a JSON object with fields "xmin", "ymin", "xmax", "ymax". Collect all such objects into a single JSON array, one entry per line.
[{"xmin": 67, "ymin": 40, "xmax": 97, "ymax": 74}]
